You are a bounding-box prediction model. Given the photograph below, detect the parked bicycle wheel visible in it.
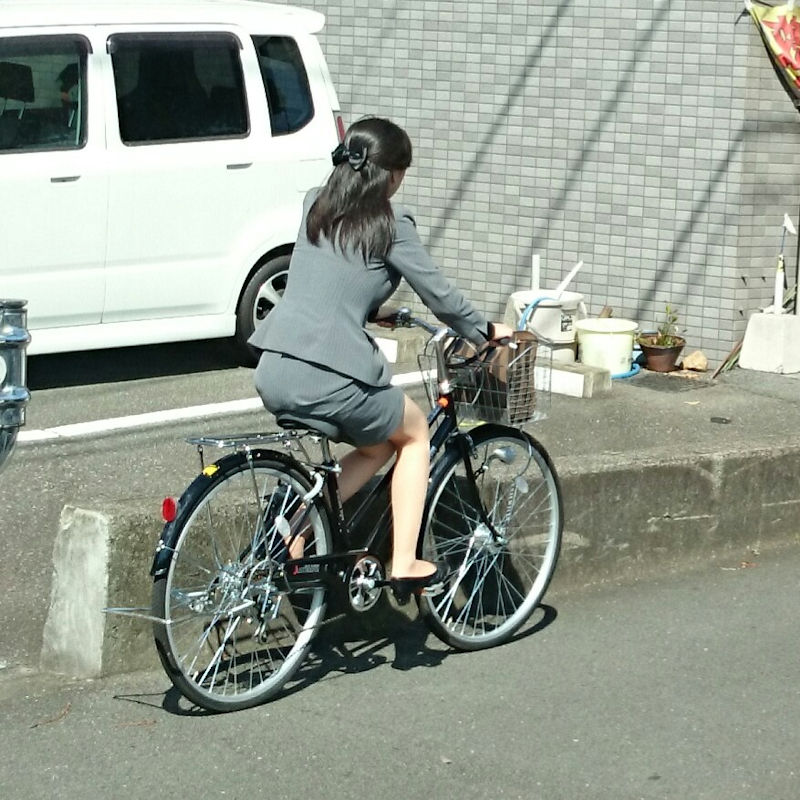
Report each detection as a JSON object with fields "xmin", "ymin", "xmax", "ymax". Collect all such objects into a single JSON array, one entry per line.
[
  {"xmin": 152, "ymin": 450, "xmax": 331, "ymax": 712},
  {"xmin": 419, "ymin": 424, "xmax": 562, "ymax": 650}
]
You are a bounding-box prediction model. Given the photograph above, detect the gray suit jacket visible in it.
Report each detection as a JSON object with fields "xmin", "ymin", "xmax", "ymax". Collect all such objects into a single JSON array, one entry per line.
[{"xmin": 248, "ymin": 189, "xmax": 489, "ymax": 386}]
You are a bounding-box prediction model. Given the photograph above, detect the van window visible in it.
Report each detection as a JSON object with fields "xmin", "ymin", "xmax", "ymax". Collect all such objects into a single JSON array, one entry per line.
[
  {"xmin": 0, "ymin": 35, "xmax": 88, "ymax": 153},
  {"xmin": 253, "ymin": 36, "xmax": 314, "ymax": 135},
  {"xmin": 109, "ymin": 33, "xmax": 248, "ymax": 144}
]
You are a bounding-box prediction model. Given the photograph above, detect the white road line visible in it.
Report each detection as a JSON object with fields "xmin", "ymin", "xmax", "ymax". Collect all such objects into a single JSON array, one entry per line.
[{"xmin": 17, "ymin": 370, "xmax": 430, "ymax": 445}]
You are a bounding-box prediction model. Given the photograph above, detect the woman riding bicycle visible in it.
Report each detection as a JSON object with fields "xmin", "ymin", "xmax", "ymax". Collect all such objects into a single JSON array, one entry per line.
[{"xmin": 249, "ymin": 116, "xmax": 512, "ymax": 599}]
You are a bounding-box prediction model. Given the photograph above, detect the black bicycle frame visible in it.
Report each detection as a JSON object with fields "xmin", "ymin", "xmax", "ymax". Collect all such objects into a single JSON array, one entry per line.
[
  {"xmin": 283, "ymin": 389, "xmax": 498, "ymax": 594},
  {"xmin": 293, "ymin": 401, "xmax": 454, "ymax": 558}
]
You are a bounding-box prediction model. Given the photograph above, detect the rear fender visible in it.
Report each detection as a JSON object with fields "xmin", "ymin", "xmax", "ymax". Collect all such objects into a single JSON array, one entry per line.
[{"xmin": 150, "ymin": 448, "xmax": 316, "ymax": 577}]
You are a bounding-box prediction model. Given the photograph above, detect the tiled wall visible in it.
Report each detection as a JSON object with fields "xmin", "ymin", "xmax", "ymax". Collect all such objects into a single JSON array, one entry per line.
[{"xmin": 283, "ymin": 0, "xmax": 800, "ymax": 365}]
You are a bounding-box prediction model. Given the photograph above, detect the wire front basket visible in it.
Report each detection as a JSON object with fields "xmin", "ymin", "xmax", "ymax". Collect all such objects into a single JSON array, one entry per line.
[{"xmin": 420, "ymin": 331, "xmax": 552, "ymax": 426}]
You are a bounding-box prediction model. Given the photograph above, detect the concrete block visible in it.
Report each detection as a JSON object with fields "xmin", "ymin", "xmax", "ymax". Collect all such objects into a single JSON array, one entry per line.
[
  {"xmin": 551, "ymin": 361, "xmax": 612, "ymax": 398},
  {"xmin": 40, "ymin": 500, "xmax": 163, "ymax": 678},
  {"xmin": 739, "ymin": 312, "xmax": 800, "ymax": 373},
  {"xmin": 374, "ymin": 328, "xmax": 427, "ymax": 367},
  {"xmin": 40, "ymin": 507, "xmax": 110, "ymax": 677},
  {"xmin": 38, "ymin": 484, "xmax": 404, "ymax": 679}
]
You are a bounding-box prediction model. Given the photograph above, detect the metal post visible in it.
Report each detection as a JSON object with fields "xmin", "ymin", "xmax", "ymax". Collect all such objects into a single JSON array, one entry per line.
[{"xmin": 0, "ymin": 298, "xmax": 31, "ymax": 473}]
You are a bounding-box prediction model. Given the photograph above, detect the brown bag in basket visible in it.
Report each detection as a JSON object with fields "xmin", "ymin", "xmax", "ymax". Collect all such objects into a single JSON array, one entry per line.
[{"xmin": 446, "ymin": 331, "xmax": 538, "ymax": 424}]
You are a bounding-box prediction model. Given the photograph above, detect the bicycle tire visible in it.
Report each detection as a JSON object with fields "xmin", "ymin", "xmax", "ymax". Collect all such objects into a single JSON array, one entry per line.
[
  {"xmin": 418, "ymin": 424, "xmax": 562, "ymax": 650},
  {"xmin": 152, "ymin": 449, "xmax": 332, "ymax": 712}
]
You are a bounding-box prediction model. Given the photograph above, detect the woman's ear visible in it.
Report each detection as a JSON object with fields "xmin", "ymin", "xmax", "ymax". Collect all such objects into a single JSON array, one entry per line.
[{"xmin": 387, "ymin": 169, "xmax": 406, "ymax": 198}]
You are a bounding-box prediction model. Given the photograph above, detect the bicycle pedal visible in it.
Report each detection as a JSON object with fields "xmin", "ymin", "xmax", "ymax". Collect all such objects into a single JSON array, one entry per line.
[
  {"xmin": 391, "ymin": 587, "xmax": 413, "ymax": 606},
  {"xmin": 391, "ymin": 584, "xmax": 444, "ymax": 604},
  {"xmin": 420, "ymin": 580, "xmax": 447, "ymax": 597}
]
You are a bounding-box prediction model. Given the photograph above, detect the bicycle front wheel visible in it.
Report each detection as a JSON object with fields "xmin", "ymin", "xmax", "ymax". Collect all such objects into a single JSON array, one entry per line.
[
  {"xmin": 419, "ymin": 424, "xmax": 562, "ymax": 650},
  {"xmin": 152, "ymin": 450, "xmax": 331, "ymax": 712}
]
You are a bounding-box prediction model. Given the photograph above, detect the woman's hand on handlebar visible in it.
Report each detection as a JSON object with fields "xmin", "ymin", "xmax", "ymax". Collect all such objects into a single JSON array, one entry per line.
[
  {"xmin": 368, "ymin": 304, "xmax": 400, "ymax": 328},
  {"xmin": 488, "ymin": 322, "xmax": 515, "ymax": 342}
]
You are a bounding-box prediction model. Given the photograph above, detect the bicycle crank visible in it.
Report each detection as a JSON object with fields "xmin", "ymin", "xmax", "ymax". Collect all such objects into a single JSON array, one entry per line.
[{"xmin": 346, "ymin": 555, "xmax": 385, "ymax": 612}]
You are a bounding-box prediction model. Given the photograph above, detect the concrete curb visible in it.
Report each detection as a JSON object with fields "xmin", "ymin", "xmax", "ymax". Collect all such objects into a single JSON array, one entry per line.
[
  {"xmin": 553, "ymin": 444, "xmax": 800, "ymax": 589},
  {"xmin": 38, "ymin": 443, "xmax": 800, "ymax": 679}
]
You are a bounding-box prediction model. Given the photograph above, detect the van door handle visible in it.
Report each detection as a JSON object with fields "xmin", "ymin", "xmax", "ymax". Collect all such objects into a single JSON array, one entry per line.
[
  {"xmin": 226, "ymin": 163, "xmax": 252, "ymax": 170},
  {"xmin": 51, "ymin": 175, "xmax": 81, "ymax": 183}
]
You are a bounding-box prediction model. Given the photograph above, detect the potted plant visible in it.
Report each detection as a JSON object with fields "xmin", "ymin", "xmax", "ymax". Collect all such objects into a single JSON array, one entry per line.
[{"xmin": 637, "ymin": 304, "xmax": 686, "ymax": 372}]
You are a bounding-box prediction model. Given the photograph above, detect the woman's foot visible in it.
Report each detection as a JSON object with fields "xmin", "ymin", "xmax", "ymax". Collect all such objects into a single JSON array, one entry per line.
[
  {"xmin": 261, "ymin": 484, "xmax": 310, "ymax": 561},
  {"xmin": 277, "ymin": 503, "xmax": 310, "ymax": 559},
  {"xmin": 390, "ymin": 558, "xmax": 438, "ymax": 581},
  {"xmin": 389, "ymin": 562, "xmax": 451, "ymax": 605},
  {"xmin": 285, "ymin": 527, "xmax": 309, "ymax": 560}
]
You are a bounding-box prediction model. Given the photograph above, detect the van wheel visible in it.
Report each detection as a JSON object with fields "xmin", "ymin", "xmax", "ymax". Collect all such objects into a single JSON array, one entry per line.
[{"xmin": 234, "ymin": 254, "xmax": 291, "ymax": 365}]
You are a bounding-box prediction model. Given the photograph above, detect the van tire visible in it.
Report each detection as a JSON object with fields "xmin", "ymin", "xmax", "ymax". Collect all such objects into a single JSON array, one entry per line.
[{"xmin": 234, "ymin": 253, "xmax": 291, "ymax": 365}]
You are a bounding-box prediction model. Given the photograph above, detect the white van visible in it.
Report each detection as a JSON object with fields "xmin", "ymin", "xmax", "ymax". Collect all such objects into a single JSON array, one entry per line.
[{"xmin": 0, "ymin": 0, "xmax": 343, "ymax": 360}]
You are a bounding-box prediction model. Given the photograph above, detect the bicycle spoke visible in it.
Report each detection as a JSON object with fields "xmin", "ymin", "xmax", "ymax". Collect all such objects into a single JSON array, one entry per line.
[
  {"xmin": 199, "ymin": 615, "xmax": 241, "ymax": 690},
  {"xmin": 153, "ymin": 455, "xmax": 331, "ymax": 711},
  {"xmin": 421, "ymin": 427, "xmax": 562, "ymax": 649}
]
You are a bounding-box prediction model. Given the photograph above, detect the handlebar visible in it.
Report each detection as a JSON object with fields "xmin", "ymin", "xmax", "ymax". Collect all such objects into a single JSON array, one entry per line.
[
  {"xmin": 374, "ymin": 305, "xmax": 557, "ymax": 347},
  {"xmin": 373, "ymin": 305, "xmax": 557, "ymax": 391},
  {"xmin": 373, "ymin": 307, "xmax": 454, "ymax": 382},
  {"xmin": 374, "ymin": 306, "xmax": 440, "ymax": 335}
]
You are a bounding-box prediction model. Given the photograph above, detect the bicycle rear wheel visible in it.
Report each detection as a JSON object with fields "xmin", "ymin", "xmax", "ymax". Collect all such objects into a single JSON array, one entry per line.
[
  {"xmin": 418, "ymin": 424, "xmax": 562, "ymax": 650},
  {"xmin": 152, "ymin": 450, "xmax": 331, "ymax": 712}
]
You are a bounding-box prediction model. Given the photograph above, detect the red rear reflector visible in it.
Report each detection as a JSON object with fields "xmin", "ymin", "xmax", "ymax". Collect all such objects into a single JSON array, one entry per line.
[
  {"xmin": 335, "ymin": 113, "xmax": 345, "ymax": 142},
  {"xmin": 437, "ymin": 396, "xmax": 450, "ymax": 408},
  {"xmin": 162, "ymin": 497, "xmax": 178, "ymax": 522}
]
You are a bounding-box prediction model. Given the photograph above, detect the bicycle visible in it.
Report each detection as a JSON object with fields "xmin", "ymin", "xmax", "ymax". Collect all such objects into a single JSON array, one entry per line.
[{"xmin": 148, "ymin": 310, "xmax": 563, "ymax": 712}]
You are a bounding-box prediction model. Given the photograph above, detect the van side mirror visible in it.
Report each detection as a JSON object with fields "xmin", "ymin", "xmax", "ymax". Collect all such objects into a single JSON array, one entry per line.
[{"xmin": 0, "ymin": 298, "xmax": 31, "ymax": 473}]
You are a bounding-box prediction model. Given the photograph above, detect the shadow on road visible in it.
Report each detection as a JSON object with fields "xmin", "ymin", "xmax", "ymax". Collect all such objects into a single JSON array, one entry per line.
[
  {"xmin": 111, "ymin": 603, "xmax": 558, "ymax": 717},
  {"xmin": 27, "ymin": 338, "xmax": 244, "ymax": 390}
]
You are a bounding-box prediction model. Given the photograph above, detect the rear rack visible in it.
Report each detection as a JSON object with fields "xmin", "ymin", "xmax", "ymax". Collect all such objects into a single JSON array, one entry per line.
[{"xmin": 186, "ymin": 430, "xmax": 314, "ymax": 449}]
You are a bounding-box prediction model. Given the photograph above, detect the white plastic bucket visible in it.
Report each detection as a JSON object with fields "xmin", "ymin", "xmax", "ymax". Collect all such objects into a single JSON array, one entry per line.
[
  {"xmin": 509, "ymin": 290, "xmax": 587, "ymax": 364},
  {"xmin": 511, "ymin": 290, "xmax": 587, "ymax": 343},
  {"xmin": 575, "ymin": 318, "xmax": 637, "ymax": 375}
]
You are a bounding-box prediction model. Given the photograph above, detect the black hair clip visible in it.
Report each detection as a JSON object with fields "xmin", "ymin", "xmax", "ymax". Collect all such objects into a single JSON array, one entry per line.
[{"xmin": 331, "ymin": 142, "xmax": 368, "ymax": 171}]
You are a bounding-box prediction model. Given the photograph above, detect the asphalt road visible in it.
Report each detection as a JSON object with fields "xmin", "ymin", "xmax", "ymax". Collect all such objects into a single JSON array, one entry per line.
[{"xmin": 1, "ymin": 545, "xmax": 798, "ymax": 800}]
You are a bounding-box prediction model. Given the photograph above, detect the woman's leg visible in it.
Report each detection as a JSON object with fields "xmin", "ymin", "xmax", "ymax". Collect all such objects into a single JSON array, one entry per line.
[
  {"xmin": 286, "ymin": 394, "xmax": 432, "ymax": 576},
  {"xmin": 336, "ymin": 441, "xmax": 395, "ymax": 502},
  {"xmin": 385, "ymin": 395, "xmax": 435, "ymax": 579},
  {"xmin": 284, "ymin": 437, "xmax": 396, "ymax": 559}
]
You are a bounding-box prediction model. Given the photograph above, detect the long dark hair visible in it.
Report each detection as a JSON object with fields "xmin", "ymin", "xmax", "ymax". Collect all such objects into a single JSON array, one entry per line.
[{"xmin": 307, "ymin": 117, "xmax": 413, "ymax": 260}]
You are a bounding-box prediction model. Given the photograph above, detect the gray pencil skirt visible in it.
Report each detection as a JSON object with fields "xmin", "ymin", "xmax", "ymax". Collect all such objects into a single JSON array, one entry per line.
[{"xmin": 254, "ymin": 350, "xmax": 406, "ymax": 447}]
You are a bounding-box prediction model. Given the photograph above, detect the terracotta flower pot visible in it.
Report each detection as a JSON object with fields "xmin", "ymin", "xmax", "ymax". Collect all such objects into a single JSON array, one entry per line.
[{"xmin": 637, "ymin": 336, "xmax": 686, "ymax": 373}]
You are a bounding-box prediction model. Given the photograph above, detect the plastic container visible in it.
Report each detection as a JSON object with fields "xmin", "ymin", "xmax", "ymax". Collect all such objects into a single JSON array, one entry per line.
[
  {"xmin": 508, "ymin": 290, "xmax": 587, "ymax": 363},
  {"xmin": 574, "ymin": 318, "xmax": 637, "ymax": 375}
]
